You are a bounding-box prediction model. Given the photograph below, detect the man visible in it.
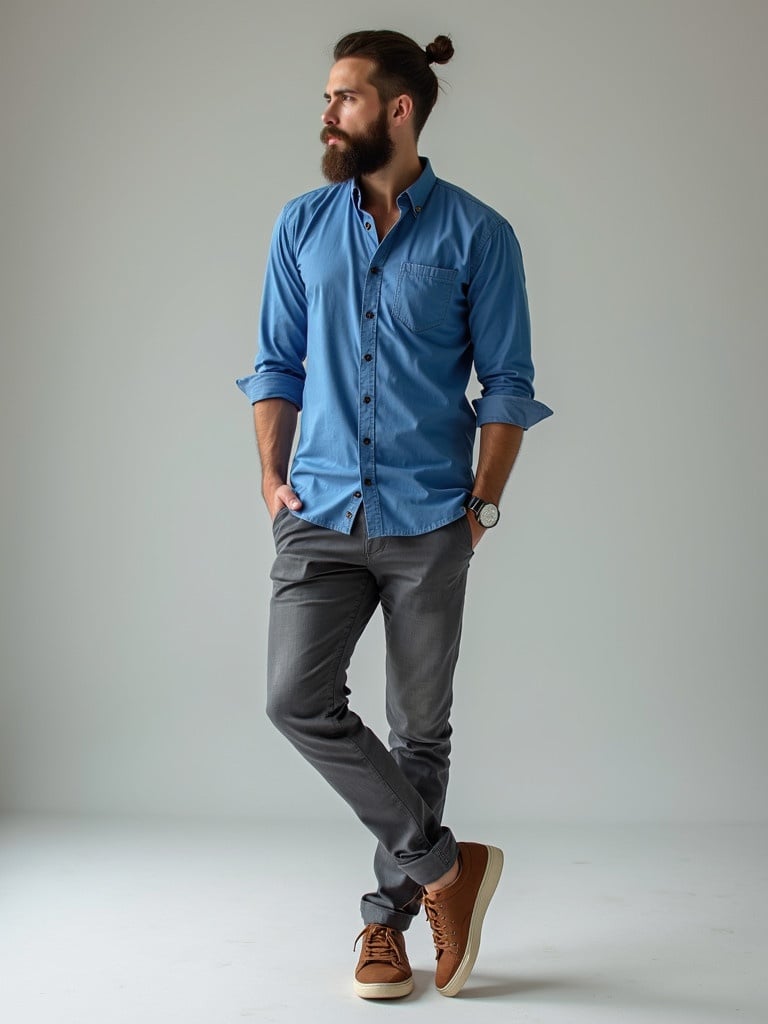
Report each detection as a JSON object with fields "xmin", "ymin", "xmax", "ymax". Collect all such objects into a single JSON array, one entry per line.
[{"xmin": 235, "ymin": 29, "xmax": 553, "ymax": 999}]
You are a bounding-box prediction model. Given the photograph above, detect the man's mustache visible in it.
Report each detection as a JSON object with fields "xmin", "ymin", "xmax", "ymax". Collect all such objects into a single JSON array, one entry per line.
[{"xmin": 320, "ymin": 127, "xmax": 350, "ymax": 144}]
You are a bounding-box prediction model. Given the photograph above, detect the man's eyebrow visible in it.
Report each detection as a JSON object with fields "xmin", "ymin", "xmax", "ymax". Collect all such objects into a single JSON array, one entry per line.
[{"xmin": 322, "ymin": 88, "xmax": 363, "ymax": 100}]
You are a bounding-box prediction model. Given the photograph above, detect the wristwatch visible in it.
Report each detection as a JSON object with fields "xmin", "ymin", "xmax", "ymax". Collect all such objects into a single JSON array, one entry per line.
[{"xmin": 466, "ymin": 495, "xmax": 500, "ymax": 529}]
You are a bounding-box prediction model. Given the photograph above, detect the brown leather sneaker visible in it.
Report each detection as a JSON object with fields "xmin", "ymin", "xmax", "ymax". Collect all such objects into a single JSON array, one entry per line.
[
  {"xmin": 421, "ymin": 841, "xmax": 504, "ymax": 997},
  {"xmin": 353, "ymin": 924, "xmax": 414, "ymax": 999}
]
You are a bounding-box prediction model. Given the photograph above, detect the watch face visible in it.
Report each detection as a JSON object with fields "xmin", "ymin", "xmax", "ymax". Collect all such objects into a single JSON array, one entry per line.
[{"xmin": 478, "ymin": 503, "xmax": 499, "ymax": 528}]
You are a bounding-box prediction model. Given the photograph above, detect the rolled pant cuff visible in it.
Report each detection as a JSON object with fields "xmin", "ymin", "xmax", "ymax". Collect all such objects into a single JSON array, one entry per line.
[
  {"xmin": 360, "ymin": 902, "xmax": 419, "ymax": 932},
  {"xmin": 398, "ymin": 828, "xmax": 458, "ymax": 886}
]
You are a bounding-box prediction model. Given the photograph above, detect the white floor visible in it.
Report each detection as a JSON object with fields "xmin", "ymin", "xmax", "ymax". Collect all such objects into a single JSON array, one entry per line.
[{"xmin": 1, "ymin": 816, "xmax": 766, "ymax": 1024}]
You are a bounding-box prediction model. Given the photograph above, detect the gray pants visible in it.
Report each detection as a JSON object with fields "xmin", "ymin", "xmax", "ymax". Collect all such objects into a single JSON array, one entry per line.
[{"xmin": 266, "ymin": 506, "xmax": 474, "ymax": 930}]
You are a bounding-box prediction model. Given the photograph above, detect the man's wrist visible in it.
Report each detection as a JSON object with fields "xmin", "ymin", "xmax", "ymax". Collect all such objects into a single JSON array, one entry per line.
[
  {"xmin": 465, "ymin": 494, "xmax": 500, "ymax": 529},
  {"xmin": 262, "ymin": 474, "xmax": 286, "ymax": 496}
]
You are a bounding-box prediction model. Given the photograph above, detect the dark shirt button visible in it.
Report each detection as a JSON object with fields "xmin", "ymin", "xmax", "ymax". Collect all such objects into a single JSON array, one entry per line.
[
  {"xmin": 415, "ymin": 205, "xmax": 422, "ymax": 212},
  {"xmin": 370, "ymin": 266, "xmax": 379, "ymax": 274},
  {"xmin": 363, "ymin": 395, "xmax": 371, "ymax": 404},
  {"xmin": 364, "ymin": 478, "xmax": 372, "ymax": 486},
  {"xmin": 364, "ymin": 353, "xmax": 372, "ymax": 362},
  {"xmin": 353, "ymin": 491, "xmax": 361, "ymax": 498},
  {"xmin": 364, "ymin": 221, "xmax": 372, "ymax": 230},
  {"xmin": 365, "ymin": 311, "xmax": 374, "ymax": 319},
  {"xmin": 346, "ymin": 510, "xmax": 353, "ymax": 518},
  {"xmin": 363, "ymin": 437, "xmax": 371, "ymax": 445}
]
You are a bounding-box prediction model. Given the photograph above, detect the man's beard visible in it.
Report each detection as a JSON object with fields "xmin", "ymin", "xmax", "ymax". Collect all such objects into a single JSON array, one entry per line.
[{"xmin": 320, "ymin": 106, "xmax": 394, "ymax": 183}]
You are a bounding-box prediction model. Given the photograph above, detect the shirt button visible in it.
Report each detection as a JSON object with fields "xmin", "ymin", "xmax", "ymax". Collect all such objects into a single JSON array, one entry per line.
[
  {"xmin": 364, "ymin": 353, "xmax": 372, "ymax": 362},
  {"xmin": 346, "ymin": 511, "xmax": 353, "ymax": 518},
  {"xmin": 370, "ymin": 266, "xmax": 380, "ymax": 274},
  {"xmin": 363, "ymin": 437, "xmax": 371, "ymax": 445},
  {"xmin": 364, "ymin": 478, "xmax": 372, "ymax": 486},
  {"xmin": 353, "ymin": 491, "xmax": 362, "ymax": 498},
  {"xmin": 365, "ymin": 311, "xmax": 374, "ymax": 319},
  {"xmin": 364, "ymin": 221, "xmax": 372, "ymax": 230},
  {"xmin": 363, "ymin": 395, "xmax": 371, "ymax": 404},
  {"xmin": 415, "ymin": 205, "xmax": 422, "ymax": 212}
]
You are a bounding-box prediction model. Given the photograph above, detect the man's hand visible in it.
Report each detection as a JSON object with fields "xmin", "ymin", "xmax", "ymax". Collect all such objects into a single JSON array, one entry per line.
[
  {"xmin": 466, "ymin": 511, "xmax": 486, "ymax": 549},
  {"xmin": 265, "ymin": 483, "xmax": 303, "ymax": 521}
]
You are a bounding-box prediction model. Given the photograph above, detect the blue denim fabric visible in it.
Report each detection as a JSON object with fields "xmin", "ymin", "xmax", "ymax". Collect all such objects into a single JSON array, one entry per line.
[{"xmin": 235, "ymin": 158, "xmax": 553, "ymax": 537}]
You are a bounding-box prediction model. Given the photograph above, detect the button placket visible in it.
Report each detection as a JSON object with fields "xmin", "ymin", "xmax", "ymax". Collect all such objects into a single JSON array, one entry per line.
[
  {"xmin": 354, "ymin": 209, "xmax": 404, "ymax": 536},
  {"xmin": 358, "ymin": 202, "xmax": 380, "ymax": 250},
  {"xmin": 358, "ymin": 268, "xmax": 378, "ymax": 529}
]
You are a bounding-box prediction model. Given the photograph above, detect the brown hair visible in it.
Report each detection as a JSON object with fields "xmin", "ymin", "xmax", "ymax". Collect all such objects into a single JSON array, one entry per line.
[{"xmin": 333, "ymin": 30, "xmax": 454, "ymax": 138}]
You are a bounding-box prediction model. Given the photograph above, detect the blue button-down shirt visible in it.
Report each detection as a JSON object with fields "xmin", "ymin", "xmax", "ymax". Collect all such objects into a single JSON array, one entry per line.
[{"xmin": 235, "ymin": 158, "xmax": 553, "ymax": 537}]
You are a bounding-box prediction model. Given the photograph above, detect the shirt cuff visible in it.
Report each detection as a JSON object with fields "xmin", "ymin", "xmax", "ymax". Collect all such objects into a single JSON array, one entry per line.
[
  {"xmin": 235, "ymin": 371, "xmax": 304, "ymax": 410},
  {"xmin": 473, "ymin": 394, "xmax": 554, "ymax": 429}
]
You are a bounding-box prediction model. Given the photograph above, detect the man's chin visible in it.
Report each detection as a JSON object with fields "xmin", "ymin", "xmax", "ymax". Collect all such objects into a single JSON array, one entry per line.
[{"xmin": 321, "ymin": 152, "xmax": 353, "ymax": 183}]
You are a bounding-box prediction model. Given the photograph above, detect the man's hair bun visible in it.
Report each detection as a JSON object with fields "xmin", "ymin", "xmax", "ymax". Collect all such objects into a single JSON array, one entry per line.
[{"xmin": 425, "ymin": 35, "xmax": 454, "ymax": 65}]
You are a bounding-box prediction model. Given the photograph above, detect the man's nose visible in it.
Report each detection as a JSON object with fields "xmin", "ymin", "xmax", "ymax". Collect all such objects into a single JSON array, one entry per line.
[{"xmin": 322, "ymin": 103, "xmax": 339, "ymax": 125}]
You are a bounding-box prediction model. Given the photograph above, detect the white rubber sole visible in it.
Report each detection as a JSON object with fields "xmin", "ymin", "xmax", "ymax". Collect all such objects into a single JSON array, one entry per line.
[
  {"xmin": 353, "ymin": 976, "xmax": 414, "ymax": 999},
  {"xmin": 437, "ymin": 844, "xmax": 504, "ymax": 998}
]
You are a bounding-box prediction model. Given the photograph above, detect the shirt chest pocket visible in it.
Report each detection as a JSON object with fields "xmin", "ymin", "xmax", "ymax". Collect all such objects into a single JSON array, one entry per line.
[{"xmin": 391, "ymin": 262, "xmax": 457, "ymax": 333}]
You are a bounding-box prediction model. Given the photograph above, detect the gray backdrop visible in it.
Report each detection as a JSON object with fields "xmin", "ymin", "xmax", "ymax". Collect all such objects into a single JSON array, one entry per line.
[{"xmin": 1, "ymin": 0, "xmax": 766, "ymax": 824}]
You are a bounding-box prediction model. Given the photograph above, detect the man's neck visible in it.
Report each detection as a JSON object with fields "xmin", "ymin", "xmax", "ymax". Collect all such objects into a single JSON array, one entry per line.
[{"xmin": 358, "ymin": 150, "xmax": 424, "ymax": 213}]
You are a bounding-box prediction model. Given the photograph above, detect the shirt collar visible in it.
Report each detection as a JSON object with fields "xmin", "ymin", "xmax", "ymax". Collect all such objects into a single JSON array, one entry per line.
[{"xmin": 350, "ymin": 157, "xmax": 437, "ymax": 217}]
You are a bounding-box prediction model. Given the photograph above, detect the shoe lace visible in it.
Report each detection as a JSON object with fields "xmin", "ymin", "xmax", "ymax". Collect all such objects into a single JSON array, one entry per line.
[
  {"xmin": 421, "ymin": 893, "xmax": 460, "ymax": 953},
  {"xmin": 353, "ymin": 924, "xmax": 404, "ymax": 967}
]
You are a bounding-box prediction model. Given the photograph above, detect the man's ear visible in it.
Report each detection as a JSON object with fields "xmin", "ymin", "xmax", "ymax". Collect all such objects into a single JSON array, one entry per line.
[{"xmin": 390, "ymin": 93, "xmax": 415, "ymax": 131}]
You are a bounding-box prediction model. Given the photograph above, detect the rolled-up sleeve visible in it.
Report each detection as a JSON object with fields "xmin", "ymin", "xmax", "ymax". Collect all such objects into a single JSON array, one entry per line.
[
  {"xmin": 469, "ymin": 220, "xmax": 553, "ymax": 429},
  {"xmin": 235, "ymin": 201, "xmax": 307, "ymax": 409}
]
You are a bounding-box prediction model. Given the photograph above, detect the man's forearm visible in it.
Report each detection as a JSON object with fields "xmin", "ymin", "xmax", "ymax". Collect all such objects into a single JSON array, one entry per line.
[
  {"xmin": 472, "ymin": 422, "xmax": 524, "ymax": 505},
  {"xmin": 253, "ymin": 397, "xmax": 298, "ymax": 496}
]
